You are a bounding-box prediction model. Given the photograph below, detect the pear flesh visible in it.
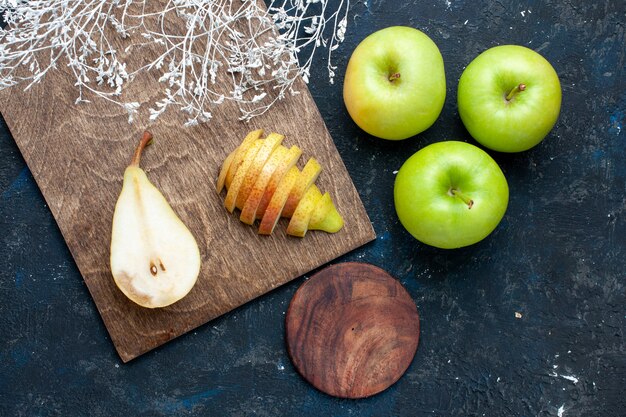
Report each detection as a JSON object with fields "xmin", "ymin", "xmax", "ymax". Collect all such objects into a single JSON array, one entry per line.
[{"xmin": 110, "ymin": 132, "xmax": 201, "ymax": 308}]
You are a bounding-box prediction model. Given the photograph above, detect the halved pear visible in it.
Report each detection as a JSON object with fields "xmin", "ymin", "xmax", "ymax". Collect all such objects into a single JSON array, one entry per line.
[{"xmin": 110, "ymin": 131, "xmax": 201, "ymax": 308}]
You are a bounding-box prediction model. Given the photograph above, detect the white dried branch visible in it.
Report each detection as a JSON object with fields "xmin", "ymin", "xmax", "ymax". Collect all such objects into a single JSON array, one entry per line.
[{"xmin": 0, "ymin": 0, "xmax": 350, "ymax": 125}]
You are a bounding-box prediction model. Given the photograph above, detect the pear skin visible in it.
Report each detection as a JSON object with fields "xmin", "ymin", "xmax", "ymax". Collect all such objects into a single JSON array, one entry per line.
[
  {"xmin": 286, "ymin": 186, "xmax": 323, "ymax": 237},
  {"xmin": 258, "ymin": 167, "xmax": 299, "ymax": 235},
  {"xmin": 308, "ymin": 192, "xmax": 344, "ymax": 233},
  {"xmin": 240, "ymin": 146, "xmax": 288, "ymax": 225},
  {"xmin": 110, "ymin": 131, "xmax": 201, "ymax": 308},
  {"xmin": 236, "ymin": 133, "xmax": 284, "ymax": 209},
  {"xmin": 224, "ymin": 140, "xmax": 262, "ymax": 213},
  {"xmin": 226, "ymin": 129, "xmax": 263, "ymax": 187},
  {"xmin": 216, "ymin": 149, "xmax": 235, "ymax": 193},
  {"xmin": 282, "ymin": 158, "xmax": 322, "ymax": 218},
  {"xmin": 256, "ymin": 145, "xmax": 302, "ymax": 219}
]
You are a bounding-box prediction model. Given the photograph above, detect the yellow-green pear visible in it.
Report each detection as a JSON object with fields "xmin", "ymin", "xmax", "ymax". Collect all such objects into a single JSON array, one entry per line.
[{"xmin": 110, "ymin": 131, "xmax": 201, "ymax": 308}]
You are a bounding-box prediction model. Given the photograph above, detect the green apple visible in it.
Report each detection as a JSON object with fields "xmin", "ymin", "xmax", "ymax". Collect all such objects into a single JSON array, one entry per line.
[
  {"xmin": 458, "ymin": 45, "xmax": 561, "ymax": 152},
  {"xmin": 394, "ymin": 141, "xmax": 508, "ymax": 249},
  {"xmin": 343, "ymin": 26, "xmax": 446, "ymax": 140}
]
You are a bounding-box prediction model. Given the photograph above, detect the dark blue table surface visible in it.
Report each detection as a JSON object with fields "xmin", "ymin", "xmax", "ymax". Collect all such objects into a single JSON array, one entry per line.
[{"xmin": 1, "ymin": 1, "xmax": 624, "ymax": 416}]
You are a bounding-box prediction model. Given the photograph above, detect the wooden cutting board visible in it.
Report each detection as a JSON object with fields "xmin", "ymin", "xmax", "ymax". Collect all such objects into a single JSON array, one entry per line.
[{"xmin": 0, "ymin": 5, "xmax": 375, "ymax": 362}]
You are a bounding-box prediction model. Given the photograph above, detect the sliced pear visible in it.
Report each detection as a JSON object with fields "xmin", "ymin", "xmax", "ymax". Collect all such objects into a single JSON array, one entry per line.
[
  {"xmin": 256, "ymin": 145, "xmax": 302, "ymax": 219},
  {"xmin": 286, "ymin": 185, "xmax": 323, "ymax": 237},
  {"xmin": 309, "ymin": 192, "xmax": 344, "ymax": 233},
  {"xmin": 235, "ymin": 133, "xmax": 284, "ymax": 209},
  {"xmin": 224, "ymin": 139, "xmax": 262, "ymax": 213},
  {"xmin": 282, "ymin": 158, "xmax": 322, "ymax": 218},
  {"xmin": 258, "ymin": 167, "xmax": 299, "ymax": 235},
  {"xmin": 225, "ymin": 129, "xmax": 263, "ymax": 188},
  {"xmin": 217, "ymin": 130, "xmax": 344, "ymax": 236},
  {"xmin": 240, "ymin": 145, "xmax": 288, "ymax": 225},
  {"xmin": 216, "ymin": 149, "xmax": 235, "ymax": 193},
  {"xmin": 110, "ymin": 131, "xmax": 201, "ymax": 308}
]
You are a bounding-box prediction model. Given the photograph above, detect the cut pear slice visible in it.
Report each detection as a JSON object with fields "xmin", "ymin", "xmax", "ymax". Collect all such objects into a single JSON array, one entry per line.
[
  {"xmin": 216, "ymin": 149, "xmax": 235, "ymax": 193},
  {"xmin": 224, "ymin": 139, "xmax": 262, "ymax": 213},
  {"xmin": 308, "ymin": 192, "xmax": 344, "ymax": 233},
  {"xmin": 236, "ymin": 133, "xmax": 284, "ymax": 209},
  {"xmin": 255, "ymin": 145, "xmax": 302, "ymax": 219},
  {"xmin": 258, "ymin": 167, "xmax": 299, "ymax": 235},
  {"xmin": 240, "ymin": 145, "xmax": 288, "ymax": 225},
  {"xmin": 286, "ymin": 185, "xmax": 323, "ymax": 237},
  {"xmin": 282, "ymin": 158, "xmax": 322, "ymax": 218},
  {"xmin": 226, "ymin": 129, "xmax": 263, "ymax": 188}
]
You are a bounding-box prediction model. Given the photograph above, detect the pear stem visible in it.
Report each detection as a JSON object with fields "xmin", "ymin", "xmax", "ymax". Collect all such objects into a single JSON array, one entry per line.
[
  {"xmin": 450, "ymin": 188, "xmax": 474, "ymax": 209},
  {"xmin": 505, "ymin": 83, "xmax": 526, "ymax": 101},
  {"xmin": 389, "ymin": 72, "xmax": 401, "ymax": 82},
  {"xmin": 130, "ymin": 131, "xmax": 154, "ymax": 167}
]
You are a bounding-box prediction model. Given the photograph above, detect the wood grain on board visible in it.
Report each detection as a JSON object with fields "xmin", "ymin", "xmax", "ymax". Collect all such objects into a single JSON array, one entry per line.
[
  {"xmin": 0, "ymin": 4, "xmax": 375, "ymax": 362},
  {"xmin": 285, "ymin": 263, "xmax": 420, "ymax": 398}
]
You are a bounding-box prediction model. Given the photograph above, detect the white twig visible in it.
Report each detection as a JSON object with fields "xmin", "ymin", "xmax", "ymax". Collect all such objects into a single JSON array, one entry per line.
[{"xmin": 0, "ymin": 0, "xmax": 350, "ymax": 125}]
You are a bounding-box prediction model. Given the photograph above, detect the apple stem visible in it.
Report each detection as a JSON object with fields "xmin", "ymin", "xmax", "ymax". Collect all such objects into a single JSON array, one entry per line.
[
  {"xmin": 505, "ymin": 83, "xmax": 526, "ymax": 101},
  {"xmin": 450, "ymin": 189, "xmax": 474, "ymax": 209},
  {"xmin": 131, "ymin": 131, "xmax": 154, "ymax": 167},
  {"xmin": 388, "ymin": 72, "xmax": 401, "ymax": 82}
]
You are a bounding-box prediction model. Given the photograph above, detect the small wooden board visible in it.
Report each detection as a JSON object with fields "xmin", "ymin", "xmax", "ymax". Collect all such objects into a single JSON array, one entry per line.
[
  {"xmin": 285, "ymin": 263, "xmax": 420, "ymax": 398},
  {"xmin": 0, "ymin": 4, "xmax": 375, "ymax": 362}
]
